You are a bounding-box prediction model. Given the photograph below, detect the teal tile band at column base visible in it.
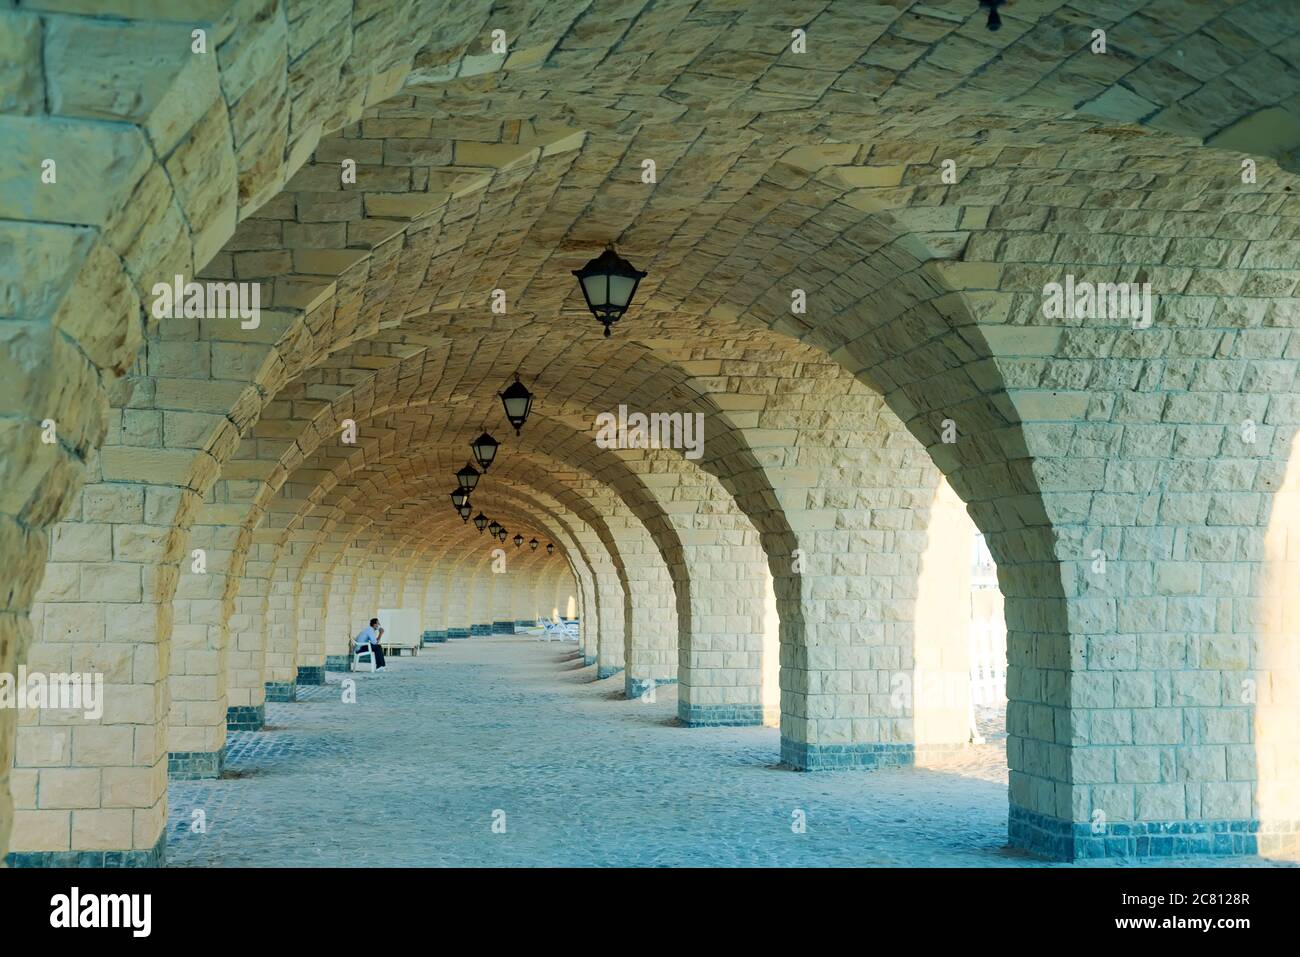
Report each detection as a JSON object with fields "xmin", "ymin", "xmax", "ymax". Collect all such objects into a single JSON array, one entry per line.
[
  {"xmin": 470, "ymin": 623, "xmax": 492, "ymax": 636},
  {"xmin": 780, "ymin": 738, "xmax": 915, "ymax": 771},
  {"xmin": 492, "ymin": 620, "xmax": 516, "ymax": 634},
  {"xmin": 597, "ymin": 664, "xmax": 623, "ymax": 679},
  {"xmin": 422, "ymin": 630, "xmax": 447, "ymax": 644},
  {"xmin": 6, "ymin": 831, "xmax": 167, "ymax": 868},
  {"xmin": 1008, "ymin": 805, "xmax": 1300, "ymax": 861},
  {"xmin": 446, "ymin": 627, "xmax": 470, "ymax": 639},
  {"xmin": 514, "ymin": 619, "xmax": 534, "ymax": 627},
  {"xmin": 780, "ymin": 739, "xmax": 973, "ymax": 771},
  {"xmin": 678, "ymin": 702, "xmax": 764, "ymax": 727},
  {"xmin": 296, "ymin": 664, "xmax": 325, "ymax": 685},
  {"xmin": 265, "ymin": 680, "xmax": 296, "ymax": 702},
  {"xmin": 583, "ymin": 655, "xmax": 596, "ymax": 666},
  {"xmin": 324, "ymin": 654, "xmax": 351, "ymax": 671},
  {"xmin": 625, "ymin": 675, "xmax": 676, "ymax": 699},
  {"xmin": 226, "ymin": 702, "xmax": 264, "ymax": 731},
  {"xmin": 167, "ymin": 745, "xmax": 226, "ymax": 780}
]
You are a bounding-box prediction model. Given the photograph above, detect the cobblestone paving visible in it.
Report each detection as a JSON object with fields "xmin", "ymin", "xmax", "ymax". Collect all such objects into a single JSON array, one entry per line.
[{"xmin": 167, "ymin": 637, "xmax": 1295, "ymax": 867}]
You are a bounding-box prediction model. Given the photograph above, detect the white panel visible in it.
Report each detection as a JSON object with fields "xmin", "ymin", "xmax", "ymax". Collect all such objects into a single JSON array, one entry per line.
[{"xmin": 377, "ymin": 607, "xmax": 422, "ymax": 650}]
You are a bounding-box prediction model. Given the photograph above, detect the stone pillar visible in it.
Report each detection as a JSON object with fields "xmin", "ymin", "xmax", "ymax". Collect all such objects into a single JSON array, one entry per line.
[
  {"xmin": 444, "ymin": 563, "xmax": 471, "ymax": 639},
  {"xmin": 492, "ymin": 557, "xmax": 514, "ymax": 633},
  {"xmin": 471, "ymin": 560, "xmax": 492, "ymax": 635},
  {"xmin": 594, "ymin": 564, "xmax": 625, "ymax": 677},
  {"xmin": 676, "ymin": 527, "xmax": 768, "ymax": 727},
  {"xmin": 168, "ymin": 522, "xmax": 232, "ymax": 780},
  {"xmin": 615, "ymin": 521, "xmax": 678, "ymax": 699},
  {"xmin": 225, "ymin": 550, "xmax": 270, "ymax": 731},
  {"xmin": 264, "ymin": 561, "xmax": 299, "ymax": 702},
  {"xmin": 12, "ymin": 500, "xmax": 174, "ymax": 866},
  {"xmin": 322, "ymin": 565, "xmax": 355, "ymax": 671},
  {"xmin": 293, "ymin": 571, "xmax": 327, "ymax": 685}
]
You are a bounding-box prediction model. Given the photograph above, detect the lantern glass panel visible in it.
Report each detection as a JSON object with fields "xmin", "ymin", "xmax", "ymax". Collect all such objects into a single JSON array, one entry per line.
[
  {"xmin": 609, "ymin": 274, "xmax": 637, "ymax": 307},
  {"xmin": 581, "ymin": 272, "xmax": 608, "ymax": 307}
]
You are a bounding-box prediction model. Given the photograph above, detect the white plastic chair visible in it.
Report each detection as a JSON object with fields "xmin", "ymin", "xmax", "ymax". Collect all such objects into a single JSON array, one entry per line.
[{"xmin": 352, "ymin": 644, "xmax": 376, "ymax": 672}]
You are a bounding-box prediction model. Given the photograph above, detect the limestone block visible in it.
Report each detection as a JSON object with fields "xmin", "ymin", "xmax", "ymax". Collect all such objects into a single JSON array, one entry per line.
[
  {"xmin": 165, "ymin": 101, "xmax": 239, "ymax": 269},
  {"xmin": 79, "ymin": 564, "xmax": 144, "ymax": 603},
  {"xmin": 16, "ymin": 726, "xmax": 70, "ymax": 767},
  {"xmin": 9, "ymin": 810, "xmax": 70, "ymax": 852},
  {"xmin": 0, "ymin": 116, "xmax": 151, "ymax": 226},
  {"xmin": 71, "ymin": 808, "xmax": 133, "ymax": 851},
  {"xmin": 46, "ymin": 17, "xmax": 219, "ymax": 156},
  {"xmin": 100, "ymin": 765, "xmax": 155, "ymax": 809},
  {"xmin": 38, "ymin": 768, "xmax": 101, "ymax": 810},
  {"xmin": 72, "ymin": 726, "xmax": 135, "ymax": 766},
  {"xmin": 0, "ymin": 11, "xmax": 42, "ymax": 113}
]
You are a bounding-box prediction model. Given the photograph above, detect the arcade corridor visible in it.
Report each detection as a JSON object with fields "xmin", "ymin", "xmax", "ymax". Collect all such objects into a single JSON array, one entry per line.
[{"xmin": 3, "ymin": 0, "xmax": 1300, "ymax": 872}]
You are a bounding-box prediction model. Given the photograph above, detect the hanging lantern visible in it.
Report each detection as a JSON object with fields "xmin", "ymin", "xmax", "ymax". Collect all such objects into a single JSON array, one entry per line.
[
  {"xmin": 497, "ymin": 526, "xmax": 508, "ymax": 543},
  {"xmin": 529, "ymin": 538, "xmax": 539, "ymax": 551},
  {"xmin": 450, "ymin": 487, "xmax": 470, "ymax": 510},
  {"xmin": 458, "ymin": 502, "xmax": 473, "ymax": 522},
  {"xmin": 513, "ymin": 533, "xmax": 524, "ymax": 548},
  {"xmin": 572, "ymin": 245, "xmax": 647, "ymax": 337},
  {"xmin": 546, "ymin": 542, "xmax": 554, "ymax": 556},
  {"xmin": 498, "ymin": 373, "xmax": 535, "ymax": 436},
  {"xmin": 456, "ymin": 462, "xmax": 481, "ymax": 493},
  {"xmin": 473, "ymin": 513, "xmax": 489, "ymax": 534},
  {"xmin": 471, "ymin": 431, "xmax": 500, "ymax": 472},
  {"xmin": 488, "ymin": 520, "xmax": 501, "ymax": 537}
]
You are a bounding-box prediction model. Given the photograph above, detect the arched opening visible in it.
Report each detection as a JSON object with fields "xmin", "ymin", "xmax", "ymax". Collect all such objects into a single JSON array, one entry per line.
[
  {"xmin": 968, "ymin": 531, "xmax": 1008, "ymax": 748},
  {"xmin": 1258, "ymin": 432, "xmax": 1300, "ymax": 860},
  {"xmin": 910, "ymin": 478, "xmax": 1008, "ymax": 769},
  {"xmin": 761, "ymin": 567, "xmax": 780, "ymax": 728}
]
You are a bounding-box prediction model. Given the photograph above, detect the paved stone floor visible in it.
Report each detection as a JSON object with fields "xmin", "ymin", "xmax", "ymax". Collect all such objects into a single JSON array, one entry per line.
[{"xmin": 167, "ymin": 636, "xmax": 1297, "ymax": 867}]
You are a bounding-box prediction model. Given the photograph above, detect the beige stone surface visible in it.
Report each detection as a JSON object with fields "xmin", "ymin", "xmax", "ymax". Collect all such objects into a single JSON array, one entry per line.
[{"xmin": 2, "ymin": 0, "xmax": 1300, "ymax": 865}]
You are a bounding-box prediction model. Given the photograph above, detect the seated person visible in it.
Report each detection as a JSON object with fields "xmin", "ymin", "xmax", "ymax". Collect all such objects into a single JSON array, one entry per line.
[{"xmin": 354, "ymin": 617, "xmax": 386, "ymax": 671}]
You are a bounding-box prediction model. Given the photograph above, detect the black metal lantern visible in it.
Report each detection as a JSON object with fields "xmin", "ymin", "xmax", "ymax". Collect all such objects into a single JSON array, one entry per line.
[
  {"xmin": 450, "ymin": 487, "xmax": 470, "ymax": 510},
  {"xmin": 458, "ymin": 502, "xmax": 473, "ymax": 522},
  {"xmin": 546, "ymin": 542, "xmax": 554, "ymax": 556},
  {"xmin": 572, "ymin": 245, "xmax": 647, "ymax": 337},
  {"xmin": 456, "ymin": 462, "xmax": 480, "ymax": 493},
  {"xmin": 473, "ymin": 512, "xmax": 489, "ymax": 534},
  {"xmin": 497, "ymin": 526, "xmax": 508, "ymax": 542},
  {"xmin": 499, "ymin": 373, "xmax": 534, "ymax": 436},
  {"xmin": 470, "ymin": 431, "xmax": 500, "ymax": 472},
  {"xmin": 513, "ymin": 533, "xmax": 524, "ymax": 548},
  {"xmin": 529, "ymin": 538, "xmax": 538, "ymax": 551},
  {"xmin": 488, "ymin": 520, "xmax": 501, "ymax": 537}
]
